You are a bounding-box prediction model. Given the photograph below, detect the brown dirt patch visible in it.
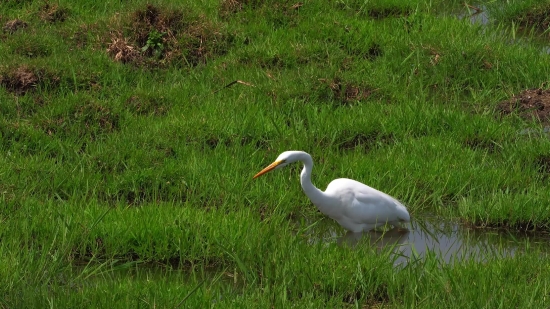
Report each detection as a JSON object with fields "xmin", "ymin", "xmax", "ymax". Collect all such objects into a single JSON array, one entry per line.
[
  {"xmin": 497, "ymin": 88, "xmax": 550, "ymax": 124},
  {"xmin": 321, "ymin": 78, "xmax": 377, "ymax": 105},
  {"xmin": 106, "ymin": 33, "xmax": 142, "ymax": 64},
  {"xmin": 3, "ymin": 19, "xmax": 28, "ymax": 33},
  {"xmin": 39, "ymin": 3, "xmax": 69, "ymax": 23},
  {"xmin": 220, "ymin": 0, "xmax": 246, "ymax": 17},
  {"xmin": 129, "ymin": 4, "xmax": 183, "ymax": 52},
  {"xmin": 0, "ymin": 65, "xmax": 59, "ymax": 95},
  {"xmin": 1, "ymin": 66, "xmax": 38, "ymax": 93},
  {"xmin": 365, "ymin": 43, "xmax": 383, "ymax": 60},
  {"xmin": 107, "ymin": 4, "xmax": 231, "ymax": 68}
]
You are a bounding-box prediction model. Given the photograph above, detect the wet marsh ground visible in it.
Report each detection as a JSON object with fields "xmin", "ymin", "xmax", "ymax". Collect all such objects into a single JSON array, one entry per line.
[{"xmin": 2, "ymin": 0, "xmax": 550, "ymax": 307}]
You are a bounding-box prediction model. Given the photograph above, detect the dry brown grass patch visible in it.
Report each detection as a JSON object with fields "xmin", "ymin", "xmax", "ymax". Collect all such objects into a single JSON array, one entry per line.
[
  {"xmin": 105, "ymin": 4, "xmax": 230, "ymax": 68},
  {"xmin": 320, "ymin": 78, "xmax": 377, "ymax": 105},
  {"xmin": 130, "ymin": 4, "xmax": 182, "ymax": 48},
  {"xmin": 39, "ymin": 3, "xmax": 69, "ymax": 23},
  {"xmin": 107, "ymin": 32, "xmax": 142, "ymax": 64},
  {"xmin": 3, "ymin": 19, "xmax": 28, "ymax": 33},
  {"xmin": 220, "ymin": 0, "xmax": 245, "ymax": 17},
  {"xmin": 0, "ymin": 65, "xmax": 59, "ymax": 95}
]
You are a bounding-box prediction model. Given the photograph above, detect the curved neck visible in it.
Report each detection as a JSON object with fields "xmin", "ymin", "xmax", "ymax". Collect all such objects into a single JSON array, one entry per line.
[{"xmin": 298, "ymin": 152, "xmax": 327, "ymax": 206}]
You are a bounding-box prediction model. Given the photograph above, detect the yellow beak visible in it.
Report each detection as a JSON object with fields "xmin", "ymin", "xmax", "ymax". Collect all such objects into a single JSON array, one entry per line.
[{"xmin": 253, "ymin": 160, "xmax": 284, "ymax": 179}]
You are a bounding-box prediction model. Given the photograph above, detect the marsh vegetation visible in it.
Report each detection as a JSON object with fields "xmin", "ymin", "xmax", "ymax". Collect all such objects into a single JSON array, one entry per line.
[{"xmin": 1, "ymin": 0, "xmax": 550, "ymax": 307}]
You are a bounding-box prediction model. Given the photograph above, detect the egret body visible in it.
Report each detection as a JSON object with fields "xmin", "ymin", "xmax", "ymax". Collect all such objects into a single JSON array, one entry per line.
[{"xmin": 253, "ymin": 151, "xmax": 410, "ymax": 233}]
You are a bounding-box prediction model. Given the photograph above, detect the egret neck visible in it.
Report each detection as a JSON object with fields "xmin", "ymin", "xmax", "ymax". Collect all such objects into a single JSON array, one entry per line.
[{"xmin": 297, "ymin": 152, "xmax": 334, "ymax": 215}]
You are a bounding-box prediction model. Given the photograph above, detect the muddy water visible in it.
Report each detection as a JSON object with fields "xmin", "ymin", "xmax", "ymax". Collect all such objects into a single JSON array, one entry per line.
[{"xmin": 300, "ymin": 215, "xmax": 549, "ymax": 265}]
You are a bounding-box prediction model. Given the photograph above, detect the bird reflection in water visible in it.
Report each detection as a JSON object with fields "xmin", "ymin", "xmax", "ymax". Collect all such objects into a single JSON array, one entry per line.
[{"xmin": 337, "ymin": 227, "xmax": 410, "ymax": 249}]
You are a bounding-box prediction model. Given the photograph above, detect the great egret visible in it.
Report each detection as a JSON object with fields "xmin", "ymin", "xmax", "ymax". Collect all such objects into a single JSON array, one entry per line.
[{"xmin": 253, "ymin": 151, "xmax": 410, "ymax": 233}]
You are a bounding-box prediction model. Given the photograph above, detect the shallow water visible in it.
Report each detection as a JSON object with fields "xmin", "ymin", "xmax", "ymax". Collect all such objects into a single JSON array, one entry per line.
[
  {"xmin": 518, "ymin": 126, "xmax": 550, "ymax": 138},
  {"xmin": 299, "ymin": 215, "xmax": 549, "ymax": 265},
  {"xmin": 457, "ymin": 4, "xmax": 489, "ymax": 25},
  {"xmin": 455, "ymin": 3, "xmax": 550, "ymax": 55}
]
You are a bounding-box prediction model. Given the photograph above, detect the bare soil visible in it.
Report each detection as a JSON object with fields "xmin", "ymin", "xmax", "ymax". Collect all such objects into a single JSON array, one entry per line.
[
  {"xmin": 497, "ymin": 88, "xmax": 550, "ymax": 124},
  {"xmin": 3, "ymin": 19, "xmax": 27, "ymax": 33},
  {"xmin": 0, "ymin": 66, "xmax": 48, "ymax": 95}
]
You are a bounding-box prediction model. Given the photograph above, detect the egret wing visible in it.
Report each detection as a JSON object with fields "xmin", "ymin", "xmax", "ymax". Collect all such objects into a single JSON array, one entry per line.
[
  {"xmin": 324, "ymin": 178, "xmax": 410, "ymax": 226},
  {"xmin": 346, "ymin": 184, "xmax": 409, "ymax": 224}
]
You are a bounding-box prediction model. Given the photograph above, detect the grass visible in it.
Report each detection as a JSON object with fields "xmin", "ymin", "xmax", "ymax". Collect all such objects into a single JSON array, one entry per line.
[{"xmin": 1, "ymin": 0, "xmax": 550, "ymax": 307}]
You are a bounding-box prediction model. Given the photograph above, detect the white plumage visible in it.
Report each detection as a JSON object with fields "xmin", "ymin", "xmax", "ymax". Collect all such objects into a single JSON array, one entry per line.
[{"xmin": 254, "ymin": 151, "xmax": 410, "ymax": 233}]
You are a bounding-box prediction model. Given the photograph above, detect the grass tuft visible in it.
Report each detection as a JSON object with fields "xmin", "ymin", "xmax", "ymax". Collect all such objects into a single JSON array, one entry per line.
[{"xmin": 105, "ymin": 3, "xmax": 233, "ymax": 67}]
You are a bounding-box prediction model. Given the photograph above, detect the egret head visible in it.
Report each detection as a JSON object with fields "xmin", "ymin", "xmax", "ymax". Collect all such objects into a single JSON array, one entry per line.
[{"xmin": 253, "ymin": 151, "xmax": 303, "ymax": 179}]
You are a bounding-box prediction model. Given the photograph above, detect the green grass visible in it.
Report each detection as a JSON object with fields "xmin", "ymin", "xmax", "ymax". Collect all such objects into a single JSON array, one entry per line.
[{"xmin": 1, "ymin": 0, "xmax": 550, "ymax": 307}]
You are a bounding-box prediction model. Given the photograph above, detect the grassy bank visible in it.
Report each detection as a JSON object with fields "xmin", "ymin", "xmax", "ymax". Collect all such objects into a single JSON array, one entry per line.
[{"xmin": 1, "ymin": 0, "xmax": 550, "ymax": 307}]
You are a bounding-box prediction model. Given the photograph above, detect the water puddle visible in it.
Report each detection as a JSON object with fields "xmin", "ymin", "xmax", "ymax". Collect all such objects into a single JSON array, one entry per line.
[
  {"xmin": 458, "ymin": 4, "xmax": 489, "ymax": 25},
  {"xmin": 454, "ymin": 3, "xmax": 550, "ymax": 54},
  {"xmin": 518, "ymin": 126, "xmax": 550, "ymax": 139},
  {"xmin": 299, "ymin": 215, "xmax": 549, "ymax": 265}
]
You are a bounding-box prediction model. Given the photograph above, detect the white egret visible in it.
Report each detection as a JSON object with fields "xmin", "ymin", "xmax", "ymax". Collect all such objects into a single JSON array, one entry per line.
[{"xmin": 253, "ymin": 151, "xmax": 410, "ymax": 233}]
